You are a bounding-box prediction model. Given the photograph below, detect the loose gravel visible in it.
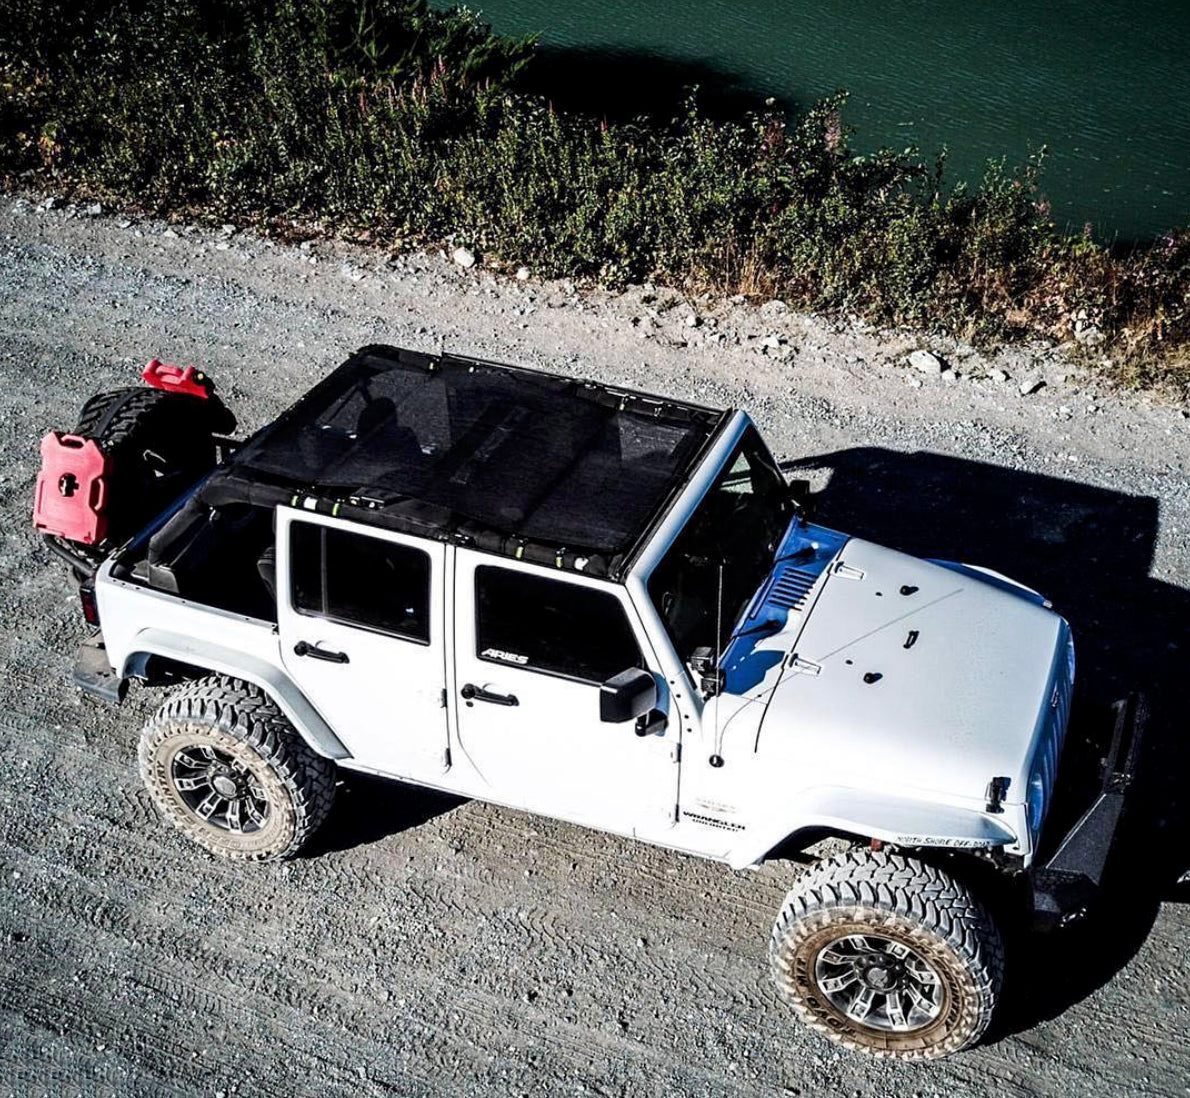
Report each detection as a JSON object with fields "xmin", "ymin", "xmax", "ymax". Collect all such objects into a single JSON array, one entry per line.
[{"xmin": 1, "ymin": 196, "xmax": 1187, "ymax": 1098}]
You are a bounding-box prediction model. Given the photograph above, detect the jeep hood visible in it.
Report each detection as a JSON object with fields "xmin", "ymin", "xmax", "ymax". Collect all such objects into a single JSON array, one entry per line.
[{"xmin": 757, "ymin": 538, "xmax": 1067, "ymax": 805}]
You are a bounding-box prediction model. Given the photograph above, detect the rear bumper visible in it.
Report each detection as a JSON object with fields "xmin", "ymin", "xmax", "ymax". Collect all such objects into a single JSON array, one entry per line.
[
  {"xmin": 1028, "ymin": 694, "xmax": 1146, "ymax": 928},
  {"xmin": 73, "ymin": 631, "xmax": 125, "ymax": 704}
]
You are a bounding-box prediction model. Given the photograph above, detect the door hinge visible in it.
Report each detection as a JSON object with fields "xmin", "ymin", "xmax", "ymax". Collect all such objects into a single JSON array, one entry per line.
[
  {"xmin": 442, "ymin": 746, "xmax": 452, "ymax": 769},
  {"xmin": 439, "ymin": 688, "xmax": 447, "ymax": 708},
  {"xmin": 670, "ymin": 742, "xmax": 681, "ymax": 763},
  {"xmin": 673, "ymin": 803, "xmax": 680, "ymax": 823}
]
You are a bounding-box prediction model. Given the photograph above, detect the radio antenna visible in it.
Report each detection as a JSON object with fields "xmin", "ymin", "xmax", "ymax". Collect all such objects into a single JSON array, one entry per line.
[{"xmin": 710, "ymin": 560, "xmax": 726, "ymax": 767}]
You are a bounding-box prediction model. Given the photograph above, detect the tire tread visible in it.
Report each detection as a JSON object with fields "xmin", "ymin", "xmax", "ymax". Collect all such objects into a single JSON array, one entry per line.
[
  {"xmin": 769, "ymin": 849, "xmax": 1004, "ymax": 1060},
  {"xmin": 138, "ymin": 675, "xmax": 335, "ymax": 860}
]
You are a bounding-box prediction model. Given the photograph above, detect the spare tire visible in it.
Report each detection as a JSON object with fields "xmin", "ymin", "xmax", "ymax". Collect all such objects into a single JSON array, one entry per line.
[{"xmin": 50, "ymin": 386, "xmax": 236, "ymax": 573}]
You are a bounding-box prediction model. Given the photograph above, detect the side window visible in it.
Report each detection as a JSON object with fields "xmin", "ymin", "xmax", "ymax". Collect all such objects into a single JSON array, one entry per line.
[
  {"xmin": 475, "ymin": 567, "xmax": 643, "ymax": 683},
  {"xmin": 290, "ymin": 522, "xmax": 431, "ymax": 643}
]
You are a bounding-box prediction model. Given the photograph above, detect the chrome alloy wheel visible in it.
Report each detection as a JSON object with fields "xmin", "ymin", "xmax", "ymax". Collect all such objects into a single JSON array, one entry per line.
[
  {"xmin": 170, "ymin": 744, "xmax": 270, "ymax": 833},
  {"xmin": 813, "ymin": 933, "xmax": 944, "ymax": 1032}
]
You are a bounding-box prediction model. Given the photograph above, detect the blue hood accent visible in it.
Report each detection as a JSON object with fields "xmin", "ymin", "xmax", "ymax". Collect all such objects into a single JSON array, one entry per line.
[{"xmin": 720, "ymin": 518, "xmax": 848, "ymax": 694}]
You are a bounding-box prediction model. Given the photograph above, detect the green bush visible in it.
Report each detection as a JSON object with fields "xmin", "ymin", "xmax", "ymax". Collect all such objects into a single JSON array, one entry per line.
[{"xmin": 1, "ymin": 0, "xmax": 1186, "ymax": 393}]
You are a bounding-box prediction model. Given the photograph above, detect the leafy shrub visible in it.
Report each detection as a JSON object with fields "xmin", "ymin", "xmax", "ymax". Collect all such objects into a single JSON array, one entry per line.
[{"xmin": 1, "ymin": 0, "xmax": 1186, "ymax": 393}]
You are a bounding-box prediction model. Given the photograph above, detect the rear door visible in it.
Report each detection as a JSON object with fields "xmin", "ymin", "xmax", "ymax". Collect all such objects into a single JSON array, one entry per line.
[
  {"xmin": 451, "ymin": 549, "xmax": 679, "ymax": 832},
  {"xmin": 276, "ymin": 509, "xmax": 448, "ymax": 779}
]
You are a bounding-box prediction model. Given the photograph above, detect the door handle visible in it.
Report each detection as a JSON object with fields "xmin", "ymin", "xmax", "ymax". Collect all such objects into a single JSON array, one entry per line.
[
  {"xmin": 294, "ymin": 640, "xmax": 350, "ymax": 664},
  {"xmin": 461, "ymin": 683, "xmax": 518, "ymax": 707}
]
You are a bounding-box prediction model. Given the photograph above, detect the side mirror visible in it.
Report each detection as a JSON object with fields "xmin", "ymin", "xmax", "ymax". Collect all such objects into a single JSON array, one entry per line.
[{"xmin": 599, "ymin": 667, "xmax": 657, "ymax": 723}]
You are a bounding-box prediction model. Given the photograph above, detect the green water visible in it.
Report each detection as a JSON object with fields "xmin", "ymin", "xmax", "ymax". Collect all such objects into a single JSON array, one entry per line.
[{"xmin": 453, "ymin": 0, "xmax": 1190, "ymax": 241}]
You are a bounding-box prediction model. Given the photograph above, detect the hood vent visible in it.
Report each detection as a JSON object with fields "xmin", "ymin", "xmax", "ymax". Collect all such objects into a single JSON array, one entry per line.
[{"xmin": 767, "ymin": 564, "xmax": 819, "ymax": 612}]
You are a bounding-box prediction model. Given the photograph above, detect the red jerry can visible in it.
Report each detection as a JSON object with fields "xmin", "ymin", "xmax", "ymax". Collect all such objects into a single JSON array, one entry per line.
[
  {"xmin": 141, "ymin": 359, "xmax": 211, "ymax": 399},
  {"xmin": 32, "ymin": 432, "xmax": 111, "ymax": 545}
]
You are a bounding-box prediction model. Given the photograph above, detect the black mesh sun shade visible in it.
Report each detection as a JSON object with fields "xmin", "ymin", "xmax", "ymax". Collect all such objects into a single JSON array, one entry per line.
[{"xmin": 219, "ymin": 347, "xmax": 725, "ymax": 571}]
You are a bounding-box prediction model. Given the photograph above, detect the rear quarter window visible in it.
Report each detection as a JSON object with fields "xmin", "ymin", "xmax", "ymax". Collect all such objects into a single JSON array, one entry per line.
[{"xmin": 291, "ymin": 522, "xmax": 431, "ymax": 643}]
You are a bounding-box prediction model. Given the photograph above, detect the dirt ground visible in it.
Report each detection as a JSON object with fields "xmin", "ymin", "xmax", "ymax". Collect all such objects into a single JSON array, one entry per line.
[{"xmin": 1, "ymin": 196, "xmax": 1187, "ymax": 1098}]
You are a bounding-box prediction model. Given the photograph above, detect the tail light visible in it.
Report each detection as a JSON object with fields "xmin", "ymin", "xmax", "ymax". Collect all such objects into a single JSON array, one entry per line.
[{"xmin": 79, "ymin": 581, "xmax": 100, "ymax": 627}]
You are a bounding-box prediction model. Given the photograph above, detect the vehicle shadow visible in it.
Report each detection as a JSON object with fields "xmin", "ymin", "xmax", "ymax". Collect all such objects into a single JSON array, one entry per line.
[
  {"xmin": 303, "ymin": 771, "xmax": 465, "ymax": 857},
  {"xmin": 781, "ymin": 447, "xmax": 1189, "ymax": 1035}
]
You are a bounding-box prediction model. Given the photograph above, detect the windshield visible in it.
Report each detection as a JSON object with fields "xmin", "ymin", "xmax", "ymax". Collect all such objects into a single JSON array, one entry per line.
[{"xmin": 648, "ymin": 427, "xmax": 791, "ymax": 666}]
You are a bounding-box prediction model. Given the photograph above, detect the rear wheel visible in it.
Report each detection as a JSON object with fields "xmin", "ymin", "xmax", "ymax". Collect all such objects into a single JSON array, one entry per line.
[
  {"xmin": 138, "ymin": 676, "xmax": 334, "ymax": 861},
  {"xmin": 769, "ymin": 849, "xmax": 1003, "ymax": 1059}
]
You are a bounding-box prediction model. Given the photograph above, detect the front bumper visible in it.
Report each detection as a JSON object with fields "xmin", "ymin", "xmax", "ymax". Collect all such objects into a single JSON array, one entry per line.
[{"xmin": 1028, "ymin": 694, "xmax": 1147, "ymax": 928}]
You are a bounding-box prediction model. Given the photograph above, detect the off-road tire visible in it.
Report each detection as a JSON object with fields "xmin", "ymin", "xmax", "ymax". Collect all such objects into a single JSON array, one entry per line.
[
  {"xmin": 55, "ymin": 386, "xmax": 233, "ymax": 568},
  {"xmin": 769, "ymin": 849, "xmax": 1004, "ymax": 1060},
  {"xmin": 138, "ymin": 676, "xmax": 335, "ymax": 861}
]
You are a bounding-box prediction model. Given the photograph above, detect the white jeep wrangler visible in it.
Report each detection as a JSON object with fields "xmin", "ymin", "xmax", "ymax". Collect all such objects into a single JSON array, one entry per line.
[{"xmin": 35, "ymin": 345, "xmax": 1143, "ymax": 1060}]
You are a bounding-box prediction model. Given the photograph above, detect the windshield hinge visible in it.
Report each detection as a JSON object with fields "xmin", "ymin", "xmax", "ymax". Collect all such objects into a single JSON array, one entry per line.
[
  {"xmin": 787, "ymin": 654, "xmax": 822, "ymax": 676},
  {"xmin": 833, "ymin": 561, "xmax": 865, "ymax": 580}
]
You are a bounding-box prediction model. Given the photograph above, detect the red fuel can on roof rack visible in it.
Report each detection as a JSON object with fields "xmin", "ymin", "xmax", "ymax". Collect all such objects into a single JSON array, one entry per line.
[{"xmin": 32, "ymin": 432, "xmax": 111, "ymax": 545}]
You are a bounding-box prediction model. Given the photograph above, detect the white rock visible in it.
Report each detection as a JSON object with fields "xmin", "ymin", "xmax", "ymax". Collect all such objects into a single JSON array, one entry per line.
[
  {"xmin": 82, "ymin": 202, "xmax": 103, "ymax": 217},
  {"xmin": 760, "ymin": 299, "xmax": 788, "ymax": 317},
  {"xmin": 220, "ymin": 223, "xmax": 236, "ymax": 236},
  {"xmin": 1018, "ymin": 375, "xmax": 1045, "ymax": 396},
  {"xmin": 451, "ymin": 246, "xmax": 476, "ymax": 268},
  {"xmin": 515, "ymin": 266, "xmax": 530, "ymax": 281},
  {"xmin": 988, "ymin": 368, "xmax": 1009, "ymax": 383},
  {"xmin": 685, "ymin": 314, "xmax": 701, "ymax": 328},
  {"xmin": 162, "ymin": 229, "xmax": 178, "ymax": 239},
  {"xmin": 908, "ymin": 349, "xmax": 945, "ymax": 376}
]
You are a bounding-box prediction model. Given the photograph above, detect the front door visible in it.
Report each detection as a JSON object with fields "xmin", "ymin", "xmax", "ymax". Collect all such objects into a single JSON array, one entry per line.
[
  {"xmin": 276, "ymin": 509, "xmax": 448, "ymax": 778},
  {"xmin": 452, "ymin": 550, "xmax": 678, "ymax": 832}
]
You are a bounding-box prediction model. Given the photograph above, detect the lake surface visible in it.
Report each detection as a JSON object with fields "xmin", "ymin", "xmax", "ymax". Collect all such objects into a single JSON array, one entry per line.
[{"xmin": 452, "ymin": 0, "xmax": 1190, "ymax": 241}]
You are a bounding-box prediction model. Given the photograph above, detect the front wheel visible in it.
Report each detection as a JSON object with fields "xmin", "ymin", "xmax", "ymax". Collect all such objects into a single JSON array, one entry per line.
[
  {"xmin": 769, "ymin": 849, "xmax": 1004, "ymax": 1060},
  {"xmin": 138, "ymin": 676, "xmax": 335, "ymax": 861}
]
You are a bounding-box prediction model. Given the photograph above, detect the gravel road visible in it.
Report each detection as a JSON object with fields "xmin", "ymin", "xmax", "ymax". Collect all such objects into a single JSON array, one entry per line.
[{"xmin": 1, "ymin": 196, "xmax": 1187, "ymax": 1098}]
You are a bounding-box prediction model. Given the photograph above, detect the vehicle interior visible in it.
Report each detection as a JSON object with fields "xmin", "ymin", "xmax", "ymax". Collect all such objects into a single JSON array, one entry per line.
[
  {"xmin": 114, "ymin": 497, "xmax": 278, "ymax": 623},
  {"xmin": 648, "ymin": 428, "xmax": 792, "ymax": 666}
]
